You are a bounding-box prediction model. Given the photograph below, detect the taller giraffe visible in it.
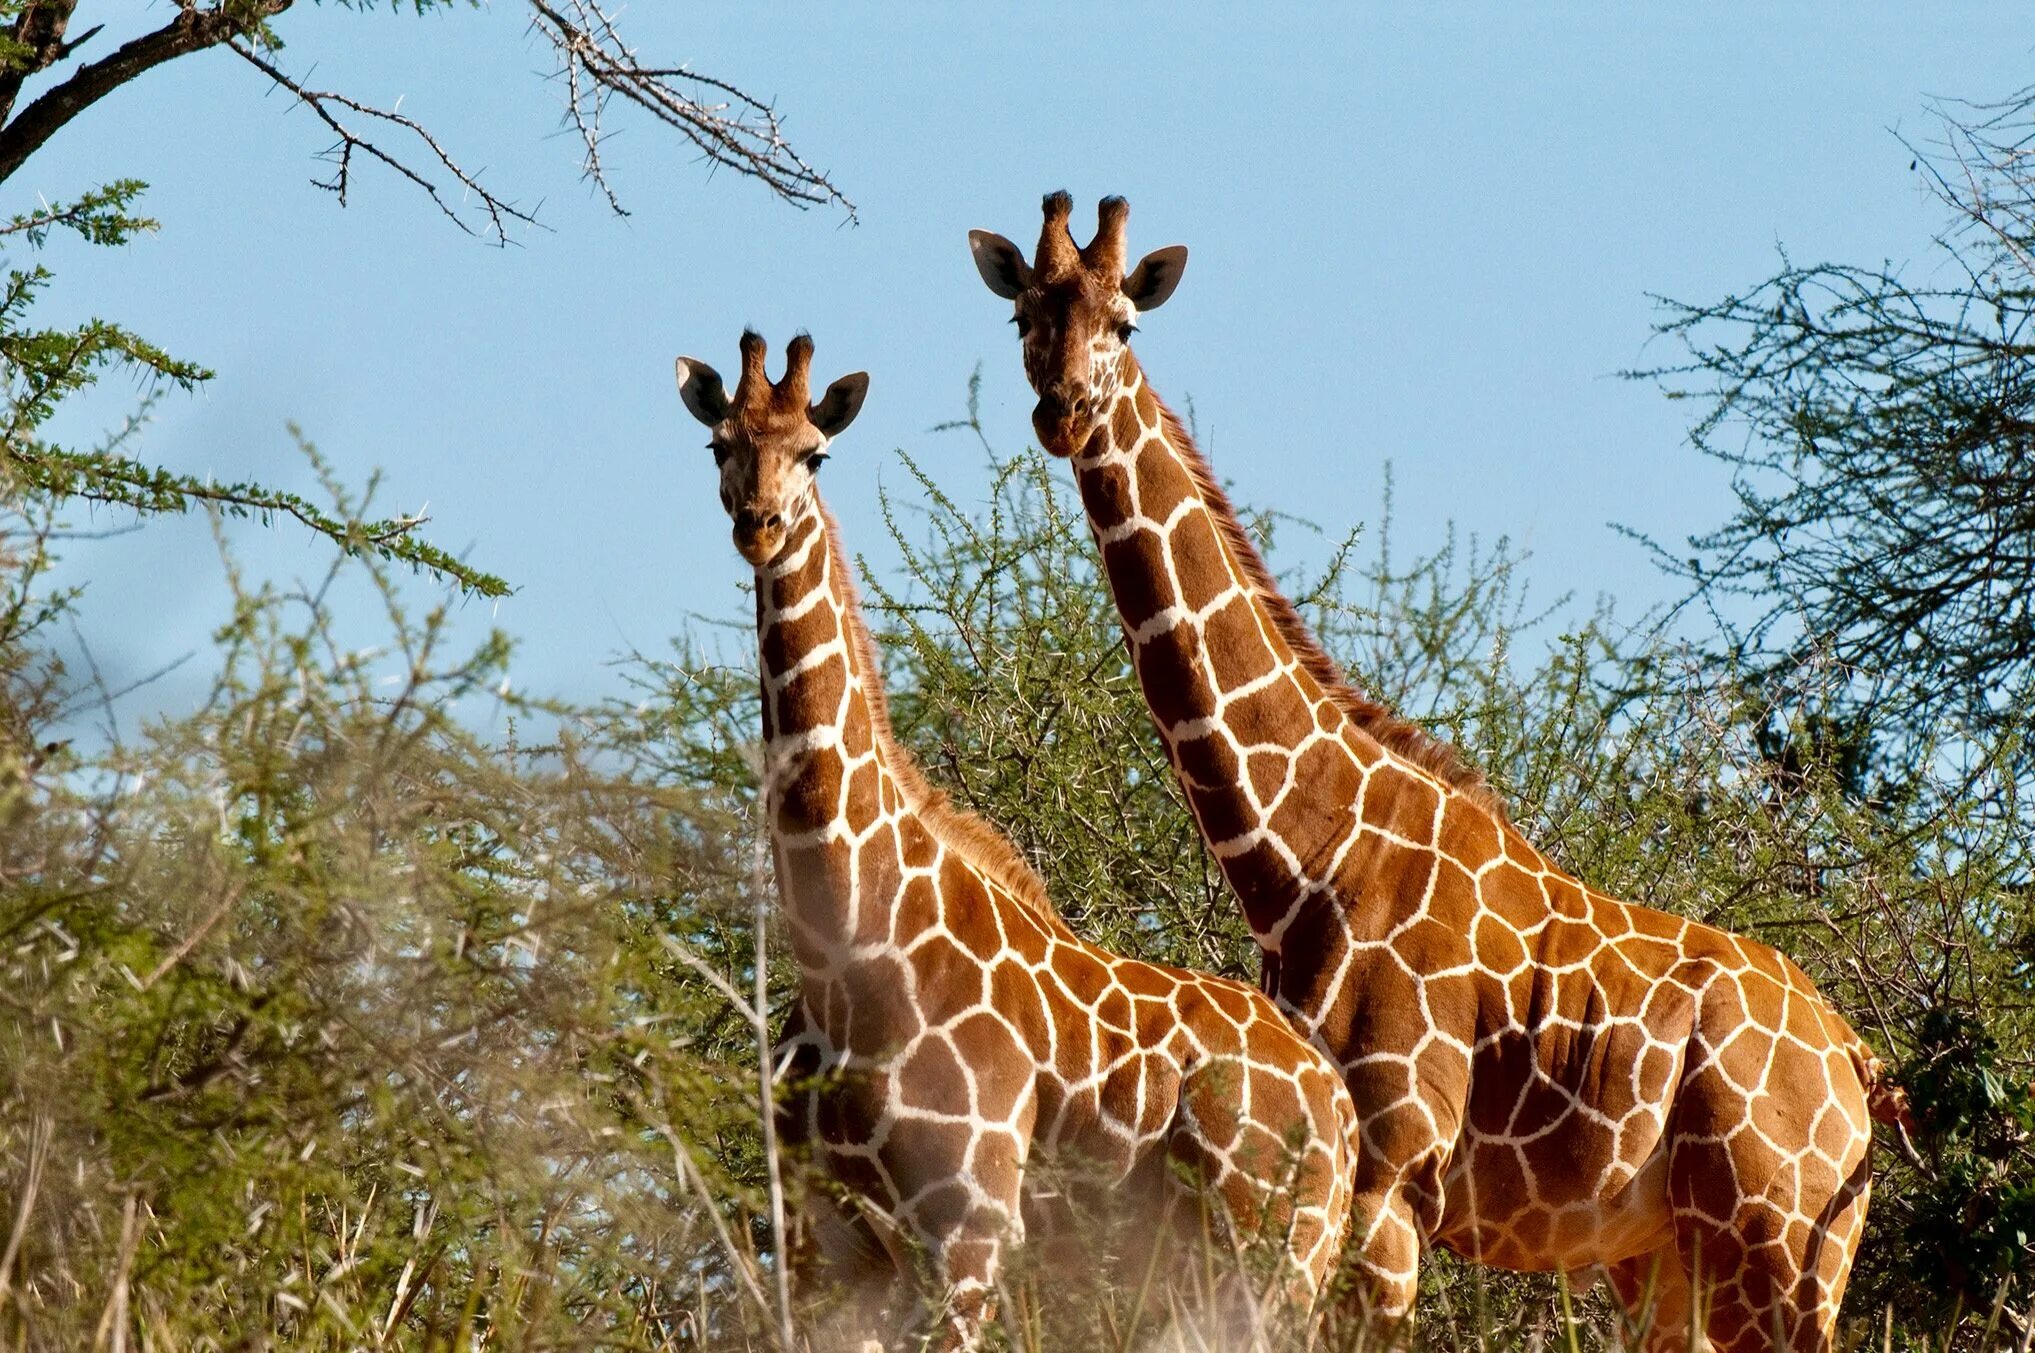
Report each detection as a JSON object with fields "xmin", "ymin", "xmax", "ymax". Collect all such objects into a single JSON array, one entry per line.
[
  {"xmin": 675, "ymin": 330, "xmax": 1356, "ymax": 1350},
  {"xmin": 968, "ymin": 195, "xmax": 1910, "ymax": 1351}
]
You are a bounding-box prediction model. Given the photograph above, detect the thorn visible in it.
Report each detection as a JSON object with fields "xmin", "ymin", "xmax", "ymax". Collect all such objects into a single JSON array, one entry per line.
[{"xmin": 54, "ymin": 23, "xmax": 104, "ymax": 61}]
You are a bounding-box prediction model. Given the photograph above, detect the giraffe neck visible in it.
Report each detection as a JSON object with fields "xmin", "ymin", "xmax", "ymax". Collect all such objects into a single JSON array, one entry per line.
[
  {"xmin": 1070, "ymin": 357, "xmax": 1459, "ymax": 942},
  {"xmin": 753, "ymin": 503, "xmax": 1069, "ymax": 973},
  {"xmin": 753, "ymin": 506, "xmax": 912, "ymax": 967}
]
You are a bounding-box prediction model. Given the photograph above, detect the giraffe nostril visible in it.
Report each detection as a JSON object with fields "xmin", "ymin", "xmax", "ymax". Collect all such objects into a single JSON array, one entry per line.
[
  {"xmin": 1072, "ymin": 394, "xmax": 1090, "ymax": 415},
  {"xmin": 764, "ymin": 512, "xmax": 783, "ymax": 531}
]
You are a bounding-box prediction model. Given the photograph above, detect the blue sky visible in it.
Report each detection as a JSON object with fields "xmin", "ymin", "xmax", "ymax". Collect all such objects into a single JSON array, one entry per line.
[{"xmin": 19, "ymin": 4, "xmax": 2032, "ymax": 732}]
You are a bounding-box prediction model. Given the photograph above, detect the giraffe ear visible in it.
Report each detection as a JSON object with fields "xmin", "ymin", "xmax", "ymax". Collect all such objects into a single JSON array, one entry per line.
[
  {"xmin": 811, "ymin": 372, "xmax": 869, "ymax": 437},
  {"xmin": 968, "ymin": 229, "xmax": 1031, "ymax": 299},
  {"xmin": 674, "ymin": 356, "xmax": 729, "ymax": 426},
  {"xmin": 1123, "ymin": 245, "xmax": 1188, "ymax": 311}
]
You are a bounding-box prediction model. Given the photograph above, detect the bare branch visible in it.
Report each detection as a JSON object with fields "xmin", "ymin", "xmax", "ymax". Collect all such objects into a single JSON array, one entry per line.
[
  {"xmin": 0, "ymin": 2, "xmax": 851, "ymax": 237},
  {"xmin": 0, "ymin": 3, "xmax": 289, "ymax": 186},
  {"xmin": 1911, "ymin": 87, "xmax": 2035, "ymax": 281},
  {"xmin": 227, "ymin": 39, "xmax": 540, "ymax": 247},
  {"xmin": 527, "ymin": 0, "xmax": 856, "ymax": 222}
]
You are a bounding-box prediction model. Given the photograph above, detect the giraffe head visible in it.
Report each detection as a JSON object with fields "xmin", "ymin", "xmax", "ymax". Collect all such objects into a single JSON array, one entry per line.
[
  {"xmin": 674, "ymin": 330, "xmax": 869, "ymax": 566},
  {"xmin": 969, "ymin": 192, "xmax": 1188, "ymax": 456}
]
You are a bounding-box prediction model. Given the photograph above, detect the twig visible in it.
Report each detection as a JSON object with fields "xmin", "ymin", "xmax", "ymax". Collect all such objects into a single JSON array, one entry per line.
[
  {"xmin": 91, "ymin": 1194, "xmax": 141, "ymax": 1353},
  {"xmin": 139, "ymin": 883, "xmax": 245, "ymax": 991},
  {"xmin": 228, "ymin": 39, "xmax": 540, "ymax": 247},
  {"xmin": 0, "ymin": 1114, "xmax": 50, "ymax": 1316}
]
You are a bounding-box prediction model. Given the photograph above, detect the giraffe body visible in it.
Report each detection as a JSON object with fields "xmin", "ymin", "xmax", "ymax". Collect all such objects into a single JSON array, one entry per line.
[
  {"xmin": 969, "ymin": 196, "xmax": 1908, "ymax": 1350},
  {"xmin": 675, "ymin": 332, "xmax": 1356, "ymax": 1349}
]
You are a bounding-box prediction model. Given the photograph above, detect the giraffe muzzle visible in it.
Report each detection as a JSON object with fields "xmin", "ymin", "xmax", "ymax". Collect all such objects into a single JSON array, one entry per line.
[
  {"xmin": 1031, "ymin": 392, "xmax": 1090, "ymax": 458},
  {"xmin": 732, "ymin": 507, "xmax": 786, "ymax": 565}
]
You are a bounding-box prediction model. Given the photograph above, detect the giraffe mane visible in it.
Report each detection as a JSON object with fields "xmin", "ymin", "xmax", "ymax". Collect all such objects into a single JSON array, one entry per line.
[
  {"xmin": 1149, "ymin": 398, "xmax": 1514, "ymax": 824},
  {"xmin": 818, "ymin": 510, "xmax": 1073, "ymax": 929}
]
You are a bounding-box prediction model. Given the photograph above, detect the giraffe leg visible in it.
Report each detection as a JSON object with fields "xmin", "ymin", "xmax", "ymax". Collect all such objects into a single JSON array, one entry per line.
[
  {"xmin": 1331, "ymin": 1184, "xmax": 1422, "ymax": 1327},
  {"xmin": 1604, "ymin": 1244, "xmax": 1696, "ymax": 1353},
  {"xmin": 1161, "ymin": 1053, "xmax": 1356, "ymax": 1346},
  {"xmin": 916, "ymin": 1213, "xmax": 1013, "ymax": 1352},
  {"xmin": 1664, "ymin": 1154, "xmax": 1872, "ymax": 1353},
  {"xmin": 789, "ymin": 1191, "xmax": 900, "ymax": 1351},
  {"xmin": 883, "ymin": 1122, "xmax": 1026, "ymax": 1351},
  {"xmin": 1333, "ymin": 1067, "xmax": 1441, "ymax": 1329},
  {"xmin": 1665, "ymin": 1031, "xmax": 1876, "ymax": 1352},
  {"xmin": 1791, "ymin": 1155, "xmax": 1872, "ymax": 1349},
  {"xmin": 777, "ymin": 1022, "xmax": 900, "ymax": 1347}
]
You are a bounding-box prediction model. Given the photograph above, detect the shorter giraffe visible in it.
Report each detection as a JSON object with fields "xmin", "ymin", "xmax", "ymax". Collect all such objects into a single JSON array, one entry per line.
[{"xmin": 674, "ymin": 330, "xmax": 1357, "ymax": 1350}]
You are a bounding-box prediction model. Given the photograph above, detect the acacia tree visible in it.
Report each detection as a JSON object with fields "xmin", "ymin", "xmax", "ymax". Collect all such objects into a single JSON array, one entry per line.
[
  {"xmin": 0, "ymin": 0, "xmax": 850, "ymax": 593},
  {"xmin": 1636, "ymin": 86, "xmax": 2035, "ymax": 775}
]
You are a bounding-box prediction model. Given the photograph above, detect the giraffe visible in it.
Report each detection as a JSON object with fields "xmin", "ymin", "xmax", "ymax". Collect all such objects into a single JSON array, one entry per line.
[
  {"xmin": 674, "ymin": 329, "xmax": 1358, "ymax": 1350},
  {"xmin": 967, "ymin": 194, "xmax": 1914, "ymax": 1351}
]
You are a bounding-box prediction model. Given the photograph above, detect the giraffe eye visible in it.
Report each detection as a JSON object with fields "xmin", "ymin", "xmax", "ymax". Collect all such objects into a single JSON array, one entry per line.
[
  {"xmin": 1116, "ymin": 321, "xmax": 1138, "ymax": 342},
  {"xmin": 1011, "ymin": 315, "xmax": 1032, "ymax": 338},
  {"xmin": 803, "ymin": 450, "xmax": 829, "ymax": 471},
  {"xmin": 708, "ymin": 442, "xmax": 730, "ymax": 467}
]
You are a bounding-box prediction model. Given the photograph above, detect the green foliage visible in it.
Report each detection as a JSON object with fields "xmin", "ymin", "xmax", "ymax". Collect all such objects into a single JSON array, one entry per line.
[
  {"xmin": 0, "ymin": 180, "xmax": 507, "ymax": 596},
  {"xmin": 1, "ymin": 511, "xmax": 777, "ymax": 1347},
  {"xmin": 0, "ymin": 190, "xmax": 205, "ymax": 422},
  {"xmin": 3, "ymin": 179, "xmax": 156, "ymax": 248},
  {"xmin": 1893, "ymin": 1008, "xmax": 2035, "ymax": 1312}
]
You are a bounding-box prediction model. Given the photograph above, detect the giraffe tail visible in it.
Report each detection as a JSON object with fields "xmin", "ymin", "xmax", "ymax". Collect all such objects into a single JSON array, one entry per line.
[
  {"xmin": 1848, "ymin": 1044, "xmax": 1931, "ymax": 1173},
  {"xmin": 1853, "ymin": 1050, "xmax": 1914, "ymax": 1133}
]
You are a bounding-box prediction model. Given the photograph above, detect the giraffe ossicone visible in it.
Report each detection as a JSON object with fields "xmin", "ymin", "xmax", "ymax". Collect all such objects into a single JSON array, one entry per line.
[
  {"xmin": 675, "ymin": 329, "xmax": 1359, "ymax": 1350},
  {"xmin": 970, "ymin": 195, "xmax": 1914, "ymax": 1352}
]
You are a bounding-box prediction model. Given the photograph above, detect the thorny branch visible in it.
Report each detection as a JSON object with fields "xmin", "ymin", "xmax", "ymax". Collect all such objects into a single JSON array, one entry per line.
[
  {"xmin": 528, "ymin": 0, "xmax": 856, "ymax": 222},
  {"xmin": 227, "ymin": 38, "xmax": 541, "ymax": 246},
  {"xmin": 0, "ymin": 1, "xmax": 90, "ymax": 129},
  {"xmin": 1909, "ymin": 85, "xmax": 2035, "ymax": 279},
  {"xmin": 0, "ymin": 2, "xmax": 851, "ymax": 242}
]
